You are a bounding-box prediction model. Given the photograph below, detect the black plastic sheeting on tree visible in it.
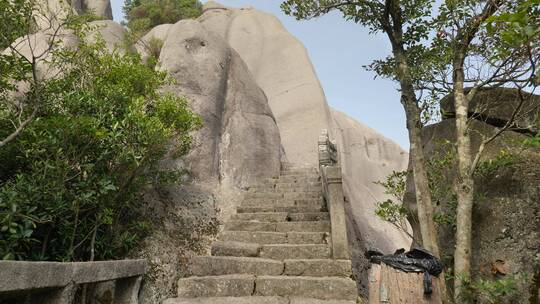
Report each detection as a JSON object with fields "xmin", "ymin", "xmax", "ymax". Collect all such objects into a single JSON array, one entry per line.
[{"xmin": 367, "ymin": 248, "xmax": 443, "ymax": 295}]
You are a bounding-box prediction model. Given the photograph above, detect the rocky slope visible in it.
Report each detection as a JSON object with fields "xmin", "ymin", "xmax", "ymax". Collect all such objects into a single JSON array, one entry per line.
[{"xmin": 16, "ymin": 1, "xmax": 412, "ymax": 302}]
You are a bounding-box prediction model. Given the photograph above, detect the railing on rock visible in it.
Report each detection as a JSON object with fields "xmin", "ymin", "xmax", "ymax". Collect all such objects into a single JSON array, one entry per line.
[
  {"xmin": 318, "ymin": 129, "xmax": 349, "ymax": 260},
  {"xmin": 0, "ymin": 259, "xmax": 147, "ymax": 303}
]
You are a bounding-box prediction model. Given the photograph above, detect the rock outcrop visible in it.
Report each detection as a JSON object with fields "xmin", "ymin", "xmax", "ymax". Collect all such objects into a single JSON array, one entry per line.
[
  {"xmin": 404, "ymin": 91, "xmax": 540, "ymax": 303},
  {"xmin": 157, "ymin": 19, "xmax": 282, "ymax": 186},
  {"xmin": 200, "ymin": 2, "xmax": 332, "ymax": 165},
  {"xmin": 441, "ymin": 87, "xmax": 540, "ymax": 133}
]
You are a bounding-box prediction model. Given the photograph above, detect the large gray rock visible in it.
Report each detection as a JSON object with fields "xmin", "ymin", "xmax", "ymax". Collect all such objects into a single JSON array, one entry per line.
[
  {"xmin": 82, "ymin": 0, "xmax": 112, "ymax": 19},
  {"xmin": 158, "ymin": 19, "xmax": 282, "ymax": 187},
  {"xmin": 199, "ymin": 4, "xmax": 332, "ymax": 165},
  {"xmin": 70, "ymin": 0, "xmax": 113, "ymax": 20},
  {"xmin": 88, "ymin": 20, "xmax": 128, "ymax": 52},
  {"xmin": 441, "ymin": 87, "xmax": 540, "ymax": 132},
  {"xmin": 135, "ymin": 24, "xmax": 174, "ymax": 62}
]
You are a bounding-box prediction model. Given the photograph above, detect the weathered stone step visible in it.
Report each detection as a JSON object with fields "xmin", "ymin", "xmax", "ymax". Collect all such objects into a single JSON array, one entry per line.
[
  {"xmin": 247, "ymin": 187, "xmax": 322, "ymax": 194},
  {"xmin": 164, "ymin": 297, "xmax": 355, "ymax": 304},
  {"xmin": 255, "ymin": 276, "xmax": 357, "ymax": 300},
  {"xmin": 243, "ymin": 193, "xmax": 322, "ymax": 202},
  {"xmin": 176, "ymin": 275, "xmax": 254, "ymax": 298},
  {"xmin": 281, "ymin": 167, "xmax": 318, "ymax": 173},
  {"xmin": 224, "ymin": 221, "xmax": 331, "ymax": 232},
  {"xmin": 278, "ymin": 174, "xmax": 320, "ymax": 180},
  {"xmin": 252, "ymin": 181, "xmax": 321, "ymax": 190},
  {"xmin": 218, "ymin": 231, "xmax": 330, "ymax": 245},
  {"xmin": 245, "ymin": 192, "xmax": 284, "ymax": 199},
  {"xmin": 189, "ymin": 256, "xmax": 352, "ymax": 278},
  {"xmin": 241, "ymin": 198, "xmax": 325, "ymax": 208},
  {"xmin": 231, "ymin": 212, "xmax": 329, "ymax": 222},
  {"xmin": 232, "ymin": 212, "xmax": 288, "ymax": 222},
  {"xmin": 237, "ymin": 206, "xmax": 326, "ymax": 214},
  {"xmin": 275, "ymin": 182, "xmax": 320, "ymax": 188},
  {"xmin": 211, "ymin": 241, "xmax": 260, "ymax": 257},
  {"xmin": 260, "ymin": 244, "xmax": 330, "ymax": 259},
  {"xmin": 272, "ymin": 178, "xmax": 320, "ymax": 184},
  {"xmin": 211, "ymin": 242, "xmax": 331, "ymax": 259},
  {"xmin": 283, "ymin": 192, "xmax": 322, "ymax": 199},
  {"xmin": 189, "ymin": 256, "xmax": 283, "ymax": 276},
  {"xmin": 288, "ymin": 212, "xmax": 329, "ymax": 221},
  {"xmin": 283, "ymin": 259, "xmax": 352, "ymax": 277},
  {"xmin": 175, "ymin": 275, "xmax": 357, "ymax": 300}
]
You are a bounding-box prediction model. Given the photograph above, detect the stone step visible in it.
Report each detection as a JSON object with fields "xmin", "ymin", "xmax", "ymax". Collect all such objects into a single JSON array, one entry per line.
[
  {"xmin": 211, "ymin": 241, "xmax": 260, "ymax": 257},
  {"xmin": 175, "ymin": 275, "xmax": 357, "ymax": 300},
  {"xmin": 278, "ymin": 174, "xmax": 320, "ymax": 179},
  {"xmin": 176, "ymin": 275, "xmax": 254, "ymax": 298},
  {"xmin": 260, "ymin": 244, "xmax": 331, "ymax": 260},
  {"xmin": 224, "ymin": 221, "xmax": 331, "ymax": 232},
  {"xmin": 241, "ymin": 198, "xmax": 325, "ymax": 208},
  {"xmin": 237, "ymin": 206, "xmax": 326, "ymax": 214},
  {"xmin": 283, "ymin": 259, "xmax": 352, "ymax": 277},
  {"xmin": 231, "ymin": 212, "xmax": 329, "ymax": 222},
  {"xmin": 276, "ymin": 187, "xmax": 322, "ymax": 193},
  {"xmin": 252, "ymin": 181, "xmax": 321, "ymax": 190},
  {"xmin": 250, "ymin": 191, "xmax": 321, "ymax": 197},
  {"xmin": 189, "ymin": 256, "xmax": 352, "ymax": 278},
  {"xmin": 189, "ymin": 256, "xmax": 283, "ymax": 276},
  {"xmin": 164, "ymin": 297, "xmax": 355, "ymax": 304},
  {"xmin": 211, "ymin": 242, "xmax": 331, "ymax": 259},
  {"xmin": 274, "ymin": 177, "xmax": 320, "ymax": 183},
  {"xmin": 247, "ymin": 188, "xmax": 322, "ymax": 194},
  {"xmin": 245, "ymin": 192, "xmax": 284, "ymax": 199},
  {"xmin": 274, "ymin": 182, "xmax": 321, "ymax": 190},
  {"xmin": 218, "ymin": 231, "xmax": 330, "ymax": 245},
  {"xmin": 288, "ymin": 212, "xmax": 329, "ymax": 221},
  {"xmin": 283, "ymin": 192, "xmax": 322, "ymax": 199},
  {"xmin": 254, "ymin": 276, "xmax": 357, "ymax": 300},
  {"xmin": 232, "ymin": 212, "xmax": 288, "ymax": 222},
  {"xmin": 281, "ymin": 167, "xmax": 318, "ymax": 173}
]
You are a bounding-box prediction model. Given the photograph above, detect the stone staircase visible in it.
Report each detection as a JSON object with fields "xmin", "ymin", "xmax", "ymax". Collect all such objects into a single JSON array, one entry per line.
[{"xmin": 164, "ymin": 166, "xmax": 358, "ymax": 303}]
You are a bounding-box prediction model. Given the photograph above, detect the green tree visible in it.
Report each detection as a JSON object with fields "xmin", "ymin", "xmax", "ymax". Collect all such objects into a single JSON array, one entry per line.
[
  {"xmin": 123, "ymin": 0, "xmax": 202, "ymax": 34},
  {"xmin": 0, "ymin": 2, "xmax": 201, "ymax": 261}
]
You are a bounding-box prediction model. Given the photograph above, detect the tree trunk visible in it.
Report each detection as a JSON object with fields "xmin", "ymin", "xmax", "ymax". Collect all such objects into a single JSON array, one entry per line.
[
  {"xmin": 403, "ymin": 99, "xmax": 440, "ymax": 257},
  {"xmin": 391, "ymin": 40, "xmax": 448, "ymax": 304},
  {"xmin": 393, "ymin": 50, "xmax": 440, "ymax": 257},
  {"xmin": 453, "ymin": 53, "xmax": 475, "ymax": 301}
]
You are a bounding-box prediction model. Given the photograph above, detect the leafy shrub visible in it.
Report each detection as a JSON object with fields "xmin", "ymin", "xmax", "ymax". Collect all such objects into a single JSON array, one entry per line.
[
  {"xmin": 374, "ymin": 170, "xmax": 413, "ymax": 239},
  {"xmin": 459, "ymin": 274, "xmax": 524, "ymax": 304},
  {"xmin": 123, "ymin": 0, "xmax": 202, "ymax": 34},
  {"xmin": 476, "ymin": 149, "xmax": 517, "ymax": 177},
  {"xmin": 0, "ymin": 33, "xmax": 201, "ymax": 261}
]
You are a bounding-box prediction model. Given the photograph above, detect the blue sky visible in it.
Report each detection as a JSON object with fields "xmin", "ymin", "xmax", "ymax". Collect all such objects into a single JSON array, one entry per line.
[{"xmin": 110, "ymin": 0, "xmax": 409, "ymax": 149}]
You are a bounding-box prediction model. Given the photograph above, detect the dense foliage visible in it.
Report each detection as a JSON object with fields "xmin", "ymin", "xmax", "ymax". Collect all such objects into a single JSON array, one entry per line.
[
  {"xmin": 123, "ymin": 0, "xmax": 202, "ymax": 34},
  {"xmin": 0, "ymin": 14, "xmax": 201, "ymax": 260}
]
